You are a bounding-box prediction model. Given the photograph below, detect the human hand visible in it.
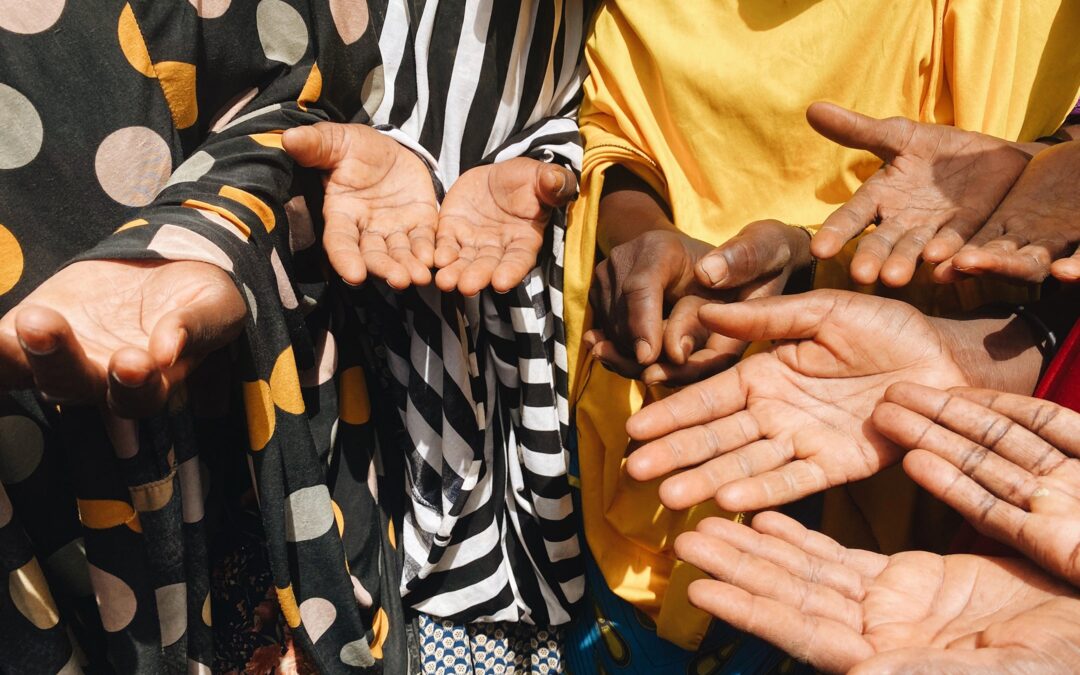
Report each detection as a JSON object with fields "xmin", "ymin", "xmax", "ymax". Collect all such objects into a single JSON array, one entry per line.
[
  {"xmin": 586, "ymin": 220, "xmax": 809, "ymax": 384},
  {"xmin": 0, "ymin": 260, "xmax": 246, "ymax": 417},
  {"xmin": 874, "ymin": 383, "xmax": 1080, "ymax": 587},
  {"xmin": 283, "ymin": 122, "xmax": 438, "ymax": 288},
  {"xmin": 807, "ymin": 102, "xmax": 1030, "ymax": 287},
  {"xmin": 432, "ymin": 157, "xmax": 576, "ymax": 296},
  {"xmin": 932, "ymin": 140, "xmax": 1080, "ymax": 284},
  {"xmin": 675, "ymin": 512, "xmax": 1080, "ymax": 674},
  {"xmin": 625, "ymin": 290, "xmax": 967, "ymax": 511}
]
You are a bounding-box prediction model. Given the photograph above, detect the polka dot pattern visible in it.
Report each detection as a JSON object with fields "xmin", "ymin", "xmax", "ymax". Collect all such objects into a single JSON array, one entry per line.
[
  {"xmin": 299, "ymin": 597, "xmax": 336, "ymax": 643},
  {"xmin": 0, "ymin": 0, "xmax": 66, "ymax": 34},
  {"xmin": 9, "ymin": 559, "xmax": 61, "ymax": 629},
  {"xmin": 44, "ymin": 538, "xmax": 92, "ymax": 597},
  {"xmin": 361, "ymin": 65, "xmax": 385, "ymax": 118},
  {"xmin": 340, "ymin": 639, "xmax": 375, "ymax": 668},
  {"xmin": 188, "ymin": 0, "xmax": 231, "ymax": 19},
  {"xmin": 88, "ymin": 564, "xmax": 137, "ymax": 632},
  {"xmin": 256, "ymin": 0, "xmax": 309, "ymax": 65},
  {"xmin": 284, "ymin": 485, "xmax": 334, "ymax": 542},
  {"xmin": 0, "ymin": 416, "xmax": 44, "ymax": 483},
  {"xmin": 0, "ymin": 84, "xmax": 43, "ymax": 169},
  {"xmin": 165, "ymin": 151, "xmax": 215, "ymax": 188},
  {"xmin": 95, "ymin": 127, "xmax": 172, "ymax": 207},
  {"xmin": 329, "ymin": 0, "xmax": 368, "ymax": 45},
  {"xmin": 156, "ymin": 583, "xmax": 188, "ymax": 646},
  {"xmin": 0, "ymin": 223, "xmax": 24, "ymax": 295}
]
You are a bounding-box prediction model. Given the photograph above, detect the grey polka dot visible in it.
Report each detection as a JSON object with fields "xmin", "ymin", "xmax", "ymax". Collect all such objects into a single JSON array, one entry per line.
[
  {"xmin": 44, "ymin": 538, "xmax": 91, "ymax": 597},
  {"xmin": 340, "ymin": 638, "xmax": 375, "ymax": 667},
  {"xmin": 156, "ymin": 582, "xmax": 188, "ymax": 647},
  {"xmin": 257, "ymin": 0, "xmax": 309, "ymax": 65},
  {"xmin": 361, "ymin": 65, "xmax": 385, "ymax": 118},
  {"xmin": 95, "ymin": 127, "xmax": 172, "ymax": 207},
  {"xmin": 0, "ymin": 415, "xmax": 44, "ymax": 483},
  {"xmin": 284, "ymin": 485, "xmax": 334, "ymax": 542},
  {"xmin": 0, "ymin": 84, "xmax": 43, "ymax": 169},
  {"xmin": 164, "ymin": 151, "xmax": 215, "ymax": 189}
]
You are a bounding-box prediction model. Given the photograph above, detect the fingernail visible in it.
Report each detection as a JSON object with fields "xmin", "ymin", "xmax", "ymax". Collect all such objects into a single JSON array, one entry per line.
[
  {"xmin": 552, "ymin": 169, "xmax": 566, "ymax": 195},
  {"xmin": 169, "ymin": 329, "xmax": 188, "ymax": 368},
  {"xmin": 18, "ymin": 334, "xmax": 56, "ymax": 356},
  {"xmin": 698, "ymin": 256, "xmax": 728, "ymax": 286},
  {"xmin": 112, "ymin": 369, "xmax": 149, "ymax": 389},
  {"xmin": 635, "ymin": 339, "xmax": 652, "ymax": 364},
  {"xmin": 680, "ymin": 337, "xmax": 694, "ymax": 358}
]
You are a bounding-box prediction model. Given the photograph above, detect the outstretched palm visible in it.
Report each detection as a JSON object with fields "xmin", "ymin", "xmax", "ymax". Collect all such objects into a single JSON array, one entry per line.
[
  {"xmin": 0, "ymin": 259, "xmax": 245, "ymax": 417},
  {"xmin": 626, "ymin": 290, "xmax": 967, "ymax": 511},
  {"xmin": 283, "ymin": 122, "xmax": 439, "ymax": 288},
  {"xmin": 434, "ymin": 157, "xmax": 576, "ymax": 296},
  {"xmin": 807, "ymin": 102, "xmax": 1031, "ymax": 287},
  {"xmin": 677, "ymin": 513, "xmax": 1080, "ymax": 674}
]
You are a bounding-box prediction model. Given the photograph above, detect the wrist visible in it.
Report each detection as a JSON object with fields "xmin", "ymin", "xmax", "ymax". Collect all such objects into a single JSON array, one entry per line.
[{"xmin": 929, "ymin": 314, "xmax": 1043, "ymax": 394}]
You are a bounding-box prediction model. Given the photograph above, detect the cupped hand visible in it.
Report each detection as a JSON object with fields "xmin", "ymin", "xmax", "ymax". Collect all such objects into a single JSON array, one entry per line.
[
  {"xmin": 933, "ymin": 140, "xmax": 1080, "ymax": 284},
  {"xmin": 807, "ymin": 102, "xmax": 1030, "ymax": 287},
  {"xmin": 625, "ymin": 290, "xmax": 967, "ymax": 512},
  {"xmin": 874, "ymin": 383, "xmax": 1080, "ymax": 586},
  {"xmin": 0, "ymin": 259, "xmax": 246, "ymax": 417},
  {"xmin": 433, "ymin": 157, "xmax": 576, "ymax": 296},
  {"xmin": 283, "ymin": 122, "xmax": 438, "ymax": 288},
  {"xmin": 587, "ymin": 220, "xmax": 809, "ymax": 384},
  {"xmin": 676, "ymin": 512, "xmax": 1080, "ymax": 674}
]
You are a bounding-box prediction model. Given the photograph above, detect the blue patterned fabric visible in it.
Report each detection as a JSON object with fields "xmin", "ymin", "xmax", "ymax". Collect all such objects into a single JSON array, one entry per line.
[{"xmin": 418, "ymin": 614, "xmax": 565, "ymax": 674}]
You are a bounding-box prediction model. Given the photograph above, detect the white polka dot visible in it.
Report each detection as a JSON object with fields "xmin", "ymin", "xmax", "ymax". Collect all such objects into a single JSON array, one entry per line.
[
  {"xmin": 96, "ymin": 127, "xmax": 172, "ymax": 207},
  {"xmin": 361, "ymin": 65, "xmax": 385, "ymax": 119},
  {"xmin": 350, "ymin": 575, "xmax": 372, "ymax": 608},
  {"xmin": 44, "ymin": 538, "xmax": 92, "ymax": 597},
  {"xmin": 0, "ymin": 483, "xmax": 11, "ymax": 527},
  {"xmin": 257, "ymin": 0, "xmax": 309, "ymax": 66},
  {"xmin": 242, "ymin": 284, "xmax": 258, "ymax": 323},
  {"xmin": 329, "ymin": 0, "xmax": 368, "ymax": 44},
  {"xmin": 0, "ymin": 416, "xmax": 44, "ymax": 483},
  {"xmin": 178, "ymin": 457, "xmax": 205, "ymax": 524},
  {"xmin": 147, "ymin": 225, "xmax": 234, "ymax": 272},
  {"xmin": 299, "ymin": 597, "xmax": 336, "ymax": 643},
  {"xmin": 209, "ymin": 87, "xmax": 258, "ymax": 132},
  {"xmin": 164, "ymin": 151, "xmax": 215, "ymax": 189},
  {"xmin": 156, "ymin": 582, "xmax": 188, "ymax": 647},
  {"xmin": 271, "ymin": 247, "xmax": 299, "ymax": 309},
  {"xmin": 284, "ymin": 485, "xmax": 334, "ymax": 542},
  {"xmin": 0, "ymin": 84, "xmax": 43, "ymax": 169},
  {"xmin": 0, "ymin": 0, "xmax": 65, "ymax": 34},
  {"xmin": 88, "ymin": 564, "xmax": 137, "ymax": 632},
  {"xmin": 188, "ymin": 0, "xmax": 231, "ymax": 19},
  {"xmin": 285, "ymin": 196, "xmax": 315, "ymax": 252},
  {"xmin": 300, "ymin": 330, "xmax": 337, "ymax": 388},
  {"xmin": 188, "ymin": 659, "xmax": 212, "ymax": 675},
  {"xmin": 340, "ymin": 639, "xmax": 374, "ymax": 667}
]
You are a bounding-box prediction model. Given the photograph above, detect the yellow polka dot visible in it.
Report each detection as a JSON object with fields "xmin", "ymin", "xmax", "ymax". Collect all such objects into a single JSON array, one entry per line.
[
  {"xmin": 76, "ymin": 499, "xmax": 142, "ymax": 533},
  {"xmin": 155, "ymin": 61, "xmax": 198, "ymax": 129},
  {"xmin": 183, "ymin": 200, "xmax": 251, "ymax": 238},
  {"xmin": 339, "ymin": 367, "xmax": 371, "ymax": 425},
  {"xmin": 9, "ymin": 558, "xmax": 60, "ymax": 629},
  {"xmin": 370, "ymin": 608, "xmax": 388, "ymax": 659},
  {"xmin": 118, "ymin": 4, "xmax": 154, "ymax": 77},
  {"xmin": 331, "ymin": 499, "xmax": 344, "ymax": 538},
  {"xmin": 129, "ymin": 477, "xmax": 174, "ymax": 513},
  {"xmin": 249, "ymin": 131, "xmax": 285, "ymax": 150},
  {"xmin": 270, "ymin": 347, "xmax": 305, "ymax": 415},
  {"xmin": 242, "ymin": 380, "xmax": 275, "ymax": 451},
  {"xmin": 115, "ymin": 218, "xmax": 148, "ymax": 233},
  {"xmin": 387, "ymin": 519, "xmax": 396, "ymax": 550},
  {"xmin": 275, "ymin": 584, "xmax": 302, "ymax": 629},
  {"xmin": 0, "ymin": 224, "xmax": 24, "ymax": 296},
  {"xmin": 219, "ymin": 185, "xmax": 276, "ymax": 233},
  {"xmin": 202, "ymin": 591, "xmax": 212, "ymax": 627},
  {"xmin": 298, "ymin": 62, "xmax": 322, "ymax": 111}
]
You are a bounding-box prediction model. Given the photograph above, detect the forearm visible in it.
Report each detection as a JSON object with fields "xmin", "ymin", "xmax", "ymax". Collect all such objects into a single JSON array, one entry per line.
[{"xmin": 597, "ymin": 164, "xmax": 677, "ymax": 253}]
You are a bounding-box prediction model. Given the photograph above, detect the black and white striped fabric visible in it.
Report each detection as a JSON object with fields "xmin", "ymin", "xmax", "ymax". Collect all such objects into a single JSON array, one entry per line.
[{"xmin": 359, "ymin": 0, "xmax": 595, "ymax": 625}]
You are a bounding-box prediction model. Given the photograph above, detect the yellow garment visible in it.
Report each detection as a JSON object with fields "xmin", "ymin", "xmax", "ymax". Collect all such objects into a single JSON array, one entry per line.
[{"xmin": 566, "ymin": 0, "xmax": 1080, "ymax": 651}]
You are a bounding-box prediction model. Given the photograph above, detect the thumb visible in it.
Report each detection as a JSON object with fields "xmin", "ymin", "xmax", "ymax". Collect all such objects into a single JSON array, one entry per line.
[
  {"xmin": 283, "ymin": 122, "xmax": 351, "ymax": 169},
  {"xmin": 535, "ymin": 164, "xmax": 578, "ymax": 208},
  {"xmin": 697, "ymin": 291, "xmax": 838, "ymax": 342},
  {"xmin": 1051, "ymin": 250, "xmax": 1080, "ymax": 283},
  {"xmin": 148, "ymin": 285, "xmax": 247, "ymax": 380},
  {"xmin": 696, "ymin": 220, "xmax": 801, "ymax": 289},
  {"xmin": 806, "ymin": 101, "xmax": 908, "ymax": 161}
]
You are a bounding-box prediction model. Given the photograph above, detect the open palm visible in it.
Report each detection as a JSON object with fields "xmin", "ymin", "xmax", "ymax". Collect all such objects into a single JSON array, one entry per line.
[
  {"xmin": 875, "ymin": 383, "xmax": 1080, "ymax": 587},
  {"xmin": 434, "ymin": 157, "xmax": 576, "ymax": 296},
  {"xmin": 0, "ymin": 259, "xmax": 245, "ymax": 417},
  {"xmin": 283, "ymin": 122, "xmax": 439, "ymax": 288},
  {"xmin": 677, "ymin": 512, "xmax": 1080, "ymax": 674},
  {"xmin": 625, "ymin": 290, "xmax": 967, "ymax": 511}
]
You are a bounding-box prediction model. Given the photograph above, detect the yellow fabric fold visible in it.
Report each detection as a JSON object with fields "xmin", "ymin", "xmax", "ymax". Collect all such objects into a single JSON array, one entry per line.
[{"xmin": 566, "ymin": 0, "xmax": 1080, "ymax": 650}]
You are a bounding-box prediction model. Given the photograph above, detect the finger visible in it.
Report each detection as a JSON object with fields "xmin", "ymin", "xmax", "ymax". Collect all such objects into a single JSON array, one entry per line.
[
  {"xmin": 882, "ymin": 383, "xmax": 1067, "ymax": 478},
  {"xmin": 849, "ymin": 221, "xmax": 908, "ymax": 285},
  {"xmin": 457, "ymin": 249, "xmax": 502, "ymax": 297},
  {"xmin": 948, "ymin": 387, "xmax": 1080, "ymax": 464},
  {"xmin": 948, "ymin": 239, "xmax": 1058, "ymax": 283},
  {"xmin": 323, "ymin": 210, "xmax": 366, "ymax": 285},
  {"xmin": 626, "ymin": 410, "xmax": 762, "ymax": 482},
  {"xmin": 922, "ymin": 214, "xmax": 991, "ymax": 263},
  {"xmin": 695, "ymin": 292, "xmax": 837, "ymax": 343},
  {"xmin": 589, "ymin": 339, "xmax": 643, "ymax": 379},
  {"xmin": 641, "ymin": 340, "xmax": 745, "ymax": 387},
  {"xmin": 282, "ymin": 122, "xmax": 352, "ymax": 169},
  {"xmin": 695, "ymin": 517, "xmax": 868, "ymax": 600},
  {"xmin": 625, "ymin": 366, "xmax": 746, "ymax": 441},
  {"xmin": 750, "ymin": 511, "xmax": 888, "ymax": 578},
  {"xmin": 1051, "ymin": 250, "xmax": 1080, "ymax": 283},
  {"xmin": 675, "ymin": 528, "xmax": 864, "ymax": 627},
  {"xmin": 696, "ymin": 220, "xmax": 798, "ymax": 288},
  {"xmin": 878, "ymin": 226, "xmax": 936, "ymax": 288},
  {"xmin": 535, "ymin": 164, "xmax": 578, "ymax": 208},
  {"xmin": 684, "ymin": 578, "xmax": 873, "ymax": 673},
  {"xmin": 147, "ymin": 288, "xmax": 246, "ymax": 382},
  {"xmin": 850, "ymin": 648, "xmax": 1025, "ymax": 675},
  {"xmin": 902, "ymin": 449, "xmax": 1029, "ymax": 542},
  {"xmin": 408, "ymin": 219, "xmax": 437, "ymax": 270},
  {"xmin": 715, "ymin": 458, "xmax": 836, "ymax": 512},
  {"xmin": 385, "ymin": 229, "xmax": 432, "ymax": 286},
  {"xmin": 15, "ymin": 306, "xmax": 106, "ymax": 402},
  {"xmin": 662, "ymin": 296, "xmax": 712, "ymax": 365},
  {"xmin": 805, "ymin": 102, "xmax": 910, "ymax": 160},
  {"xmin": 491, "ymin": 242, "xmax": 540, "ymax": 293},
  {"xmin": 106, "ymin": 347, "xmax": 168, "ymax": 418},
  {"xmin": 433, "ymin": 228, "xmax": 463, "ymax": 269},
  {"xmin": 660, "ymin": 438, "xmax": 794, "ymax": 511},
  {"xmin": 812, "ymin": 186, "xmax": 881, "ymax": 260},
  {"xmin": 0, "ymin": 325, "xmax": 32, "ymax": 391},
  {"xmin": 618, "ymin": 258, "xmax": 668, "ymax": 365},
  {"xmin": 434, "ymin": 254, "xmax": 472, "ymax": 293},
  {"xmin": 360, "ymin": 232, "xmax": 412, "ymax": 289}
]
